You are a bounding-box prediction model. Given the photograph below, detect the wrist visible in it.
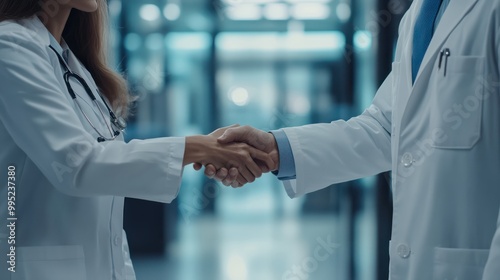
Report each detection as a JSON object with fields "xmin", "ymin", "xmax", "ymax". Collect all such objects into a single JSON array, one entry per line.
[
  {"xmin": 269, "ymin": 133, "xmax": 280, "ymax": 172},
  {"xmin": 184, "ymin": 135, "xmax": 211, "ymax": 166}
]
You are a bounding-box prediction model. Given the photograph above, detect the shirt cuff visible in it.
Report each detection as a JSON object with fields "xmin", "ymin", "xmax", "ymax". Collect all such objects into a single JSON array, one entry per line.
[{"xmin": 270, "ymin": 129, "xmax": 297, "ymax": 181}]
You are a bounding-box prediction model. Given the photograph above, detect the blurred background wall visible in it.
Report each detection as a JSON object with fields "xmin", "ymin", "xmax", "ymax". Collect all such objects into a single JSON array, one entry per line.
[{"xmin": 107, "ymin": 0, "xmax": 413, "ymax": 279}]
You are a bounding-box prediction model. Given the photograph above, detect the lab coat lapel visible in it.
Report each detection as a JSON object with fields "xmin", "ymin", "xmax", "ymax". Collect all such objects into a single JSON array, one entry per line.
[
  {"xmin": 399, "ymin": 0, "xmax": 479, "ymax": 124},
  {"xmin": 66, "ymin": 50, "xmax": 86, "ymax": 79},
  {"xmin": 413, "ymin": 0, "xmax": 479, "ymax": 86},
  {"xmin": 65, "ymin": 49, "xmax": 102, "ymax": 97}
]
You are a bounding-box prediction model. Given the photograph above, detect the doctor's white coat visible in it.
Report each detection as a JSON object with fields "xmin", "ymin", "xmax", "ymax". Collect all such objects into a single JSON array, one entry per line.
[
  {"xmin": 282, "ymin": 0, "xmax": 500, "ymax": 279},
  {"xmin": 0, "ymin": 17, "xmax": 185, "ymax": 280}
]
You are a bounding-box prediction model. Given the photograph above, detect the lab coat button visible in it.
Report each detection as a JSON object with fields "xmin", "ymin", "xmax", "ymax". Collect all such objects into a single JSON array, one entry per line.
[
  {"xmin": 397, "ymin": 244, "xmax": 410, "ymax": 258},
  {"xmin": 401, "ymin": 153, "xmax": 414, "ymax": 167},
  {"xmin": 114, "ymin": 235, "xmax": 121, "ymax": 246}
]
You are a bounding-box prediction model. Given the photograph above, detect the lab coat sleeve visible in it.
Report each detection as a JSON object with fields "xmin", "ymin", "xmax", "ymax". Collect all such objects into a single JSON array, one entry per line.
[
  {"xmin": 278, "ymin": 9, "xmax": 414, "ymax": 198},
  {"xmin": 481, "ymin": 17, "xmax": 500, "ymax": 280},
  {"xmin": 0, "ymin": 30, "xmax": 183, "ymax": 203},
  {"xmin": 280, "ymin": 73, "xmax": 393, "ymax": 198}
]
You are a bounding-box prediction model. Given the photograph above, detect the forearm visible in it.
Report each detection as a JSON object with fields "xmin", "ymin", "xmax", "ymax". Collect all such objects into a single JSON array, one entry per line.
[{"xmin": 183, "ymin": 135, "xmax": 210, "ymax": 166}]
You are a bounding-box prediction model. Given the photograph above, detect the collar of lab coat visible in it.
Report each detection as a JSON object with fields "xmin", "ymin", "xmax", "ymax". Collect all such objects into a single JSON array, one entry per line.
[
  {"xmin": 19, "ymin": 15, "xmax": 52, "ymax": 48},
  {"xmin": 399, "ymin": 0, "xmax": 480, "ymax": 127},
  {"xmin": 17, "ymin": 16, "xmax": 104, "ymax": 105},
  {"xmin": 25, "ymin": 16, "xmax": 69, "ymax": 55},
  {"xmin": 47, "ymin": 32, "xmax": 70, "ymax": 62}
]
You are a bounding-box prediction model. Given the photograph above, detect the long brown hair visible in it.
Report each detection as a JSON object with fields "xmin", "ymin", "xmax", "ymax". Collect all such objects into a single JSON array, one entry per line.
[{"xmin": 0, "ymin": 0, "xmax": 130, "ymax": 117}]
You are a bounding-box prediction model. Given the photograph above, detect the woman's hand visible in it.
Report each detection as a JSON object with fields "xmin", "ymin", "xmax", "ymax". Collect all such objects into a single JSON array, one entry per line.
[{"xmin": 193, "ymin": 125, "xmax": 240, "ymax": 185}]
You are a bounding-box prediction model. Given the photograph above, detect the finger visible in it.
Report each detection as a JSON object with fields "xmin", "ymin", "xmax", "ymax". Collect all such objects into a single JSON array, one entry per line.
[
  {"xmin": 238, "ymin": 165, "xmax": 256, "ymax": 184},
  {"xmin": 235, "ymin": 175, "xmax": 247, "ymax": 188},
  {"xmin": 214, "ymin": 168, "xmax": 228, "ymax": 181},
  {"xmin": 257, "ymin": 162, "xmax": 269, "ymax": 173},
  {"xmin": 223, "ymin": 177, "xmax": 235, "ymax": 186},
  {"xmin": 244, "ymin": 155, "xmax": 263, "ymax": 179},
  {"xmin": 211, "ymin": 124, "xmax": 241, "ymax": 138},
  {"xmin": 225, "ymin": 167, "xmax": 239, "ymax": 184},
  {"xmin": 236, "ymin": 174, "xmax": 246, "ymax": 185},
  {"xmin": 193, "ymin": 163, "xmax": 202, "ymax": 171},
  {"xmin": 223, "ymin": 169, "xmax": 239, "ymax": 186},
  {"xmin": 204, "ymin": 164, "xmax": 217, "ymax": 178},
  {"xmin": 249, "ymin": 148, "xmax": 275, "ymax": 172},
  {"xmin": 226, "ymin": 124, "xmax": 240, "ymax": 129}
]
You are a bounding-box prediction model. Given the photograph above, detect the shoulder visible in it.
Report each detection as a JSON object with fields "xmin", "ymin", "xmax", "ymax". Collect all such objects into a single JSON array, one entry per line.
[
  {"xmin": 0, "ymin": 18, "xmax": 56, "ymax": 82},
  {"xmin": 0, "ymin": 18, "xmax": 47, "ymax": 52}
]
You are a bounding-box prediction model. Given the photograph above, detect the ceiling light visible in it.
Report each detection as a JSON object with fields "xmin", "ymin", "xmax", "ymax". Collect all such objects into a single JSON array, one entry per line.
[
  {"xmin": 164, "ymin": 3, "xmax": 181, "ymax": 21},
  {"xmin": 264, "ymin": 3, "xmax": 289, "ymax": 20},
  {"xmin": 291, "ymin": 3, "xmax": 330, "ymax": 20},
  {"xmin": 139, "ymin": 4, "xmax": 161, "ymax": 22},
  {"xmin": 225, "ymin": 5, "xmax": 262, "ymax": 20}
]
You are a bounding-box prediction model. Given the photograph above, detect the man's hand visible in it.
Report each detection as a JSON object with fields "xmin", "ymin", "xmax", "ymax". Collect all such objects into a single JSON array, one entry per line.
[
  {"xmin": 195, "ymin": 125, "xmax": 279, "ymax": 187},
  {"xmin": 219, "ymin": 126, "xmax": 278, "ymax": 166}
]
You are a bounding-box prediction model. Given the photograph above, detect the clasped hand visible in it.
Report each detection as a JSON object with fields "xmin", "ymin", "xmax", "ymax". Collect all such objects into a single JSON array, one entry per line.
[{"xmin": 187, "ymin": 125, "xmax": 279, "ymax": 188}]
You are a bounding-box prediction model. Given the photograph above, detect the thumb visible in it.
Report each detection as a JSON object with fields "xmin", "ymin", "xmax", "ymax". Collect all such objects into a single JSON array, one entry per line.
[
  {"xmin": 227, "ymin": 124, "xmax": 240, "ymax": 129},
  {"xmin": 217, "ymin": 129, "xmax": 234, "ymax": 144},
  {"xmin": 218, "ymin": 128, "xmax": 239, "ymax": 143},
  {"xmin": 219, "ymin": 126, "xmax": 251, "ymax": 143}
]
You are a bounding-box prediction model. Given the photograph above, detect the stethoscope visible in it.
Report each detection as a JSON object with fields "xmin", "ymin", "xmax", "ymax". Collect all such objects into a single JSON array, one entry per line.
[{"xmin": 49, "ymin": 45, "xmax": 126, "ymax": 142}]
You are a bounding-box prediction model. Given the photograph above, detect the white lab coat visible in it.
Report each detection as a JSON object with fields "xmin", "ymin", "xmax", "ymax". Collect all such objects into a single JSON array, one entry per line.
[
  {"xmin": 281, "ymin": 0, "xmax": 500, "ymax": 279},
  {"xmin": 0, "ymin": 17, "xmax": 185, "ymax": 280}
]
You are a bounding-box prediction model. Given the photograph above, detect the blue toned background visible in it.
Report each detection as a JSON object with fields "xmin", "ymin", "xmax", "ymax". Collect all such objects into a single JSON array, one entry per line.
[{"xmin": 106, "ymin": 0, "xmax": 411, "ymax": 279}]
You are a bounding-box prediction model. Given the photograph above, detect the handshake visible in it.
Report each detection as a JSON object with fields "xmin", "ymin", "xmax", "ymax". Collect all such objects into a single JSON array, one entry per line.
[{"xmin": 183, "ymin": 125, "xmax": 279, "ymax": 188}]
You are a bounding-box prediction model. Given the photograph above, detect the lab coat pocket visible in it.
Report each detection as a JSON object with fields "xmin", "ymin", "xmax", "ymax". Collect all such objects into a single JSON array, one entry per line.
[
  {"xmin": 432, "ymin": 247, "xmax": 489, "ymax": 280},
  {"xmin": 12, "ymin": 245, "xmax": 86, "ymax": 280},
  {"xmin": 431, "ymin": 56, "xmax": 485, "ymax": 149}
]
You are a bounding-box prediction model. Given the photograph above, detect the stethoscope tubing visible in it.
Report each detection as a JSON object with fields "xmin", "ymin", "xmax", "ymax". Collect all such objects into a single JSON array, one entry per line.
[{"xmin": 48, "ymin": 45, "xmax": 124, "ymax": 142}]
